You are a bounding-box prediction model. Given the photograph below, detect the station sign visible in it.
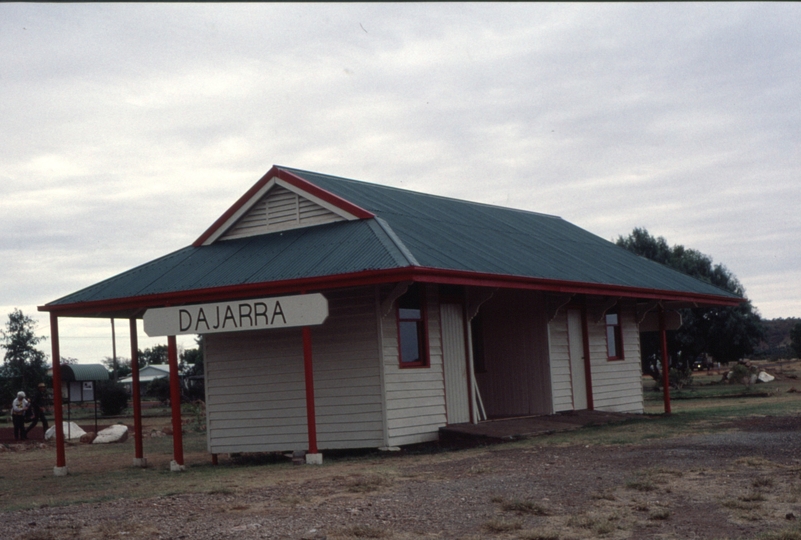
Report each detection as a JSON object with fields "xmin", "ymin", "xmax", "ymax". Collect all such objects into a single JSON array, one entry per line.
[{"xmin": 143, "ymin": 293, "xmax": 328, "ymax": 337}]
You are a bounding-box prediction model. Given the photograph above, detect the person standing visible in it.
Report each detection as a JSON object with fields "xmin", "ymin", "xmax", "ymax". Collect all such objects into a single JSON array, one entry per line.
[
  {"xmin": 25, "ymin": 382, "xmax": 49, "ymax": 438},
  {"xmin": 11, "ymin": 391, "xmax": 30, "ymax": 441}
]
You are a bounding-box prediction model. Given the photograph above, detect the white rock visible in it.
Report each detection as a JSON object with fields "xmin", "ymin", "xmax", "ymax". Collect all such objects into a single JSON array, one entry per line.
[
  {"xmin": 757, "ymin": 371, "xmax": 775, "ymax": 383},
  {"xmin": 93, "ymin": 424, "xmax": 130, "ymax": 444},
  {"xmin": 45, "ymin": 422, "xmax": 86, "ymax": 441}
]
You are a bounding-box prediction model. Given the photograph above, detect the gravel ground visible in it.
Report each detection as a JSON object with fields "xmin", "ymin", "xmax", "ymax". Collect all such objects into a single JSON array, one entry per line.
[{"xmin": 4, "ymin": 415, "xmax": 801, "ymax": 540}]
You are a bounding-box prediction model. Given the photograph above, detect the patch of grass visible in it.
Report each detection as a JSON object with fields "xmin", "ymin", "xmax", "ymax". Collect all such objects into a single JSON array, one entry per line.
[
  {"xmin": 645, "ymin": 466, "xmax": 684, "ymax": 478},
  {"xmin": 345, "ymin": 474, "xmax": 391, "ymax": 493},
  {"xmin": 566, "ymin": 514, "xmax": 618, "ymax": 535},
  {"xmin": 337, "ymin": 525, "xmax": 388, "ymax": 538},
  {"xmin": 517, "ymin": 529, "xmax": 560, "ymax": 540},
  {"xmin": 206, "ymin": 487, "xmax": 235, "ymax": 495},
  {"xmin": 499, "ymin": 499, "xmax": 550, "ymax": 516},
  {"xmin": 740, "ymin": 491, "xmax": 767, "ymax": 502},
  {"xmin": 722, "ymin": 498, "xmax": 762, "ymax": 510},
  {"xmin": 14, "ymin": 533, "xmax": 60, "ymax": 540},
  {"xmin": 483, "ymin": 518, "xmax": 523, "ymax": 533},
  {"xmin": 648, "ymin": 508, "xmax": 670, "ymax": 520},
  {"xmin": 279, "ymin": 495, "xmax": 303, "ymax": 506},
  {"xmin": 89, "ymin": 520, "xmax": 162, "ymax": 539},
  {"xmin": 591, "ymin": 490, "xmax": 617, "ymax": 501},
  {"xmin": 758, "ymin": 524, "xmax": 801, "ymax": 540},
  {"xmin": 468, "ymin": 463, "xmax": 494, "ymax": 475},
  {"xmin": 738, "ymin": 456, "xmax": 777, "ymax": 468},
  {"xmin": 626, "ymin": 479, "xmax": 657, "ymax": 492},
  {"xmin": 753, "ymin": 476, "xmax": 776, "ymax": 488}
]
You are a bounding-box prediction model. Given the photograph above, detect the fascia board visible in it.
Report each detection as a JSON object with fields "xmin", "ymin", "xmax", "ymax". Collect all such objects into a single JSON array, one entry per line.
[{"xmin": 39, "ymin": 267, "xmax": 742, "ymax": 319}]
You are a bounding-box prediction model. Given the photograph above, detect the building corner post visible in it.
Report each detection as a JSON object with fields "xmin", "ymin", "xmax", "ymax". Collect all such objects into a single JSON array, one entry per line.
[
  {"xmin": 659, "ymin": 305, "xmax": 671, "ymax": 414},
  {"xmin": 129, "ymin": 318, "xmax": 146, "ymax": 467},
  {"xmin": 302, "ymin": 326, "xmax": 321, "ymax": 462},
  {"xmin": 49, "ymin": 313, "xmax": 67, "ymax": 476},
  {"xmin": 167, "ymin": 335, "xmax": 185, "ymax": 471}
]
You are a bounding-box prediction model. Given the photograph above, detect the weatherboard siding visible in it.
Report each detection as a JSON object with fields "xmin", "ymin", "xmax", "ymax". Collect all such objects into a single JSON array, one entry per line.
[
  {"xmin": 586, "ymin": 300, "xmax": 643, "ymax": 413},
  {"xmin": 381, "ymin": 284, "xmax": 446, "ymax": 447},
  {"xmin": 205, "ymin": 287, "xmax": 384, "ymax": 454},
  {"xmin": 548, "ymin": 309, "xmax": 574, "ymax": 412}
]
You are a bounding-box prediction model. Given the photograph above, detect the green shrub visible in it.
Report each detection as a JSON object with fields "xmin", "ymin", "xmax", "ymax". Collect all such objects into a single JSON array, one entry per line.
[
  {"xmin": 730, "ymin": 363, "xmax": 753, "ymax": 386},
  {"xmin": 669, "ymin": 367, "xmax": 693, "ymax": 389},
  {"xmin": 146, "ymin": 377, "xmax": 171, "ymax": 404},
  {"xmin": 97, "ymin": 381, "xmax": 129, "ymax": 416}
]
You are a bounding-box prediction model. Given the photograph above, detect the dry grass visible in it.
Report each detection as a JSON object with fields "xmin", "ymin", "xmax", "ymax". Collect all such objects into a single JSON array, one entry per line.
[
  {"xmin": 334, "ymin": 525, "xmax": 390, "ymax": 539},
  {"xmin": 482, "ymin": 518, "xmax": 523, "ymax": 533},
  {"xmin": 498, "ymin": 498, "xmax": 551, "ymax": 516},
  {"xmin": 517, "ymin": 529, "xmax": 561, "ymax": 540},
  {"xmin": 344, "ymin": 473, "xmax": 393, "ymax": 493},
  {"xmin": 566, "ymin": 513, "xmax": 619, "ymax": 535}
]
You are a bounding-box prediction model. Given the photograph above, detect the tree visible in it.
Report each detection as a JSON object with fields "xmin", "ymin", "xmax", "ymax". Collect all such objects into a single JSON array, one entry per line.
[
  {"xmin": 102, "ymin": 356, "xmax": 132, "ymax": 379},
  {"xmin": 791, "ymin": 322, "xmax": 801, "ymax": 359},
  {"xmin": 180, "ymin": 336, "xmax": 205, "ymax": 401},
  {"xmin": 179, "ymin": 336, "xmax": 204, "ymax": 378},
  {"xmin": 616, "ymin": 228, "xmax": 764, "ymax": 366},
  {"xmin": 138, "ymin": 344, "xmax": 168, "ymax": 366},
  {"xmin": 1, "ymin": 309, "xmax": 50, "ymax": 405}
]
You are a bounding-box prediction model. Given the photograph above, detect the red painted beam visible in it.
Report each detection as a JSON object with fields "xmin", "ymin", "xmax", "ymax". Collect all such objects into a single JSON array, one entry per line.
[
  {"xmin": 580, "ymin": 303, "xmax": 594, "ymax": 411},
  {"xmin": 49, "ymin": 313, "xmax": 66, "ymax": 470},
  {"xmin": 303, "ymin": 326, "xmax": 318, "ymax": 455},
  {"xmin": 129, "ymin": 318, "xmax": 144, "ymax": 460},
  {"xmin": 168, "ymin": 336, "xmax": 184, "ymax": 466},
  {"xmin": 659, "ymin": 306, "xmax": 672, "ymax": 414}
]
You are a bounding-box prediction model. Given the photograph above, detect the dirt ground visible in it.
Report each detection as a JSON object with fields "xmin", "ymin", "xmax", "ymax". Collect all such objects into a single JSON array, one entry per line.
[{"xmin": 2, "ymin": 414, "xmax": 801, "ymax": 540}]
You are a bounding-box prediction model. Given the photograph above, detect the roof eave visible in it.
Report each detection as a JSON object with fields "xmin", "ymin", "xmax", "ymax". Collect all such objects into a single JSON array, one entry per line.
[{"xmin": 39, "ymin": 267, "xmax": 742, "ymax": 318}]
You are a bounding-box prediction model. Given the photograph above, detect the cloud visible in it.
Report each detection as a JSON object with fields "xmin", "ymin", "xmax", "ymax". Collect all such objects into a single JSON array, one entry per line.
[{"xmin": 1, "ymin": 3, "xmax": 800, "ymax": 363}]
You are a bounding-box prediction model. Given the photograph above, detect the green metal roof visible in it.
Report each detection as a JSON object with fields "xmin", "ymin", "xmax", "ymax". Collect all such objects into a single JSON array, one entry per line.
[
  {"xmin": 43, "ymin": 165, "xmax": 741, "ymax": 315},
  {"xmin": 61, "ymin": 364, "xmax": 110, "ymax": 382}
]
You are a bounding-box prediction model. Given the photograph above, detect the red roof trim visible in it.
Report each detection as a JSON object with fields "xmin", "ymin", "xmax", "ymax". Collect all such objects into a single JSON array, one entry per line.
[
  {"xmin": 39, "ymin": 267, "xmax": 742, "ymax": 317},
  {"xmin": 192, "ymin": 166, "xmax": 374, "ymax": 247},
  {"xmin": 274, "ymin": 168, "xmax": 375, "ymax": 220}
]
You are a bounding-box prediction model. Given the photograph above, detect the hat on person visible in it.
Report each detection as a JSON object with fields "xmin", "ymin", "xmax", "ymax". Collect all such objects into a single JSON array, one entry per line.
[
  {"xmin": 17, "ymin": 391, "xmax": 26, "ymax": 398},
  {"xmin": 38, "ymin": 382, "xmax": 46, "ymax": 388}
]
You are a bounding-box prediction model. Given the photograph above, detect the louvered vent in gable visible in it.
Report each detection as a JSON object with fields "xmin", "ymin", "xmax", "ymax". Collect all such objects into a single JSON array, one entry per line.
[{"xmin": 220, "ymin": 185, "xmax": 345, "ymax": 240}]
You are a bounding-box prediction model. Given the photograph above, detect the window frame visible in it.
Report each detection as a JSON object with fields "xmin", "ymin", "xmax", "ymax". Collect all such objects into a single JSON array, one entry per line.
[
  {"xmin": 605, "ymin": 306, "xmax": 624, "ymax": 361},
  {"xmin": 396, "ymin": 283, "xmax": 430, "ymax": 369}
]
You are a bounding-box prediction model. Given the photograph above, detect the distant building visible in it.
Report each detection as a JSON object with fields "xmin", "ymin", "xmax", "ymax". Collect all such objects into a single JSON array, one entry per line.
[{"xmin": 118, "ymin": 364, "xmax": 170, "ymax": 396}]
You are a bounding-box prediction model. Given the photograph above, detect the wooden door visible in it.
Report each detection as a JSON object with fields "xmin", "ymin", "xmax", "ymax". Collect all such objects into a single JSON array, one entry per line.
[
  {"xmin": 567, "ymin": 308, "xmax": 588, "ymax": 410},
  {"xmin": 441, "ymin": 303, "xmax": 470, "ymax": 424}
]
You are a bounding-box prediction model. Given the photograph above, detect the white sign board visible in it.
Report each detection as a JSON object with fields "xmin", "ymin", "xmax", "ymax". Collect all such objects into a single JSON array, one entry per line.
[{"xmin": 143, "ymin": 294, "xmax": 328, "ymax": 337}]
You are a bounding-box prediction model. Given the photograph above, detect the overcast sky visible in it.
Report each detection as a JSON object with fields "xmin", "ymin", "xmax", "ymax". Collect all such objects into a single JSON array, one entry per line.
[{"xmin": 2, "ymin": 3, "xmax": 800, "ymax": 365}]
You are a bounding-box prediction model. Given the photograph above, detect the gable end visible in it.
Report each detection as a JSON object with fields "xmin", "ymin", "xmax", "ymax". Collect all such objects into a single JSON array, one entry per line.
[
  {"xmin": 198, "ymin": 169, "xmax": 374, "ymax": 245},
  {"xmin": 220, "ymin": 184, "xmax": 347, "ymax": 240}
]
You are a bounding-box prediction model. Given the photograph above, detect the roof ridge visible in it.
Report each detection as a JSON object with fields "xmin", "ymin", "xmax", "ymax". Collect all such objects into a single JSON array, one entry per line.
[{"xmin": 277, "ymin": 166, "xmax": 564, "ymax": 220}]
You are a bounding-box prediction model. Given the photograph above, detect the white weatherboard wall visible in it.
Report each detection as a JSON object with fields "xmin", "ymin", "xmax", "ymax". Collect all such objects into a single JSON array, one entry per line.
[
  {"xmin": 587, "ymin": 299, "xmax": 643, "ymax": 413},
  {"xmin": 205, "ymin": 287, "xmax": 384, "ymax": 454},
  {"xmin": 548, "ymin": 309, "xmax": 574, "ymax": 413},
  {"xmin": 380, "ymin": 285, "xmax": 446, "ymax": 447}
]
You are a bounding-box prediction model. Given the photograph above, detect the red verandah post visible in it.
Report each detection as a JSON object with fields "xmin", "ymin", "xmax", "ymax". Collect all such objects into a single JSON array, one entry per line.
[
  {"xmin": 129, "ymin": 318, "xmax": 144, "ymax": 463},
  {"xmin": 50, "ymin": 313, "xmax": 67, "ymax": 474},
  {"xmin": 167, "ymin": 335, "xmax": 185, "ymax": 469},
  {"xmin": 303, "ymin": 326, "xmax": 318, "ymax": 455},
  {"xmin": 659, "ymin": 305, "xmax": 672, "ymax": 414}
]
